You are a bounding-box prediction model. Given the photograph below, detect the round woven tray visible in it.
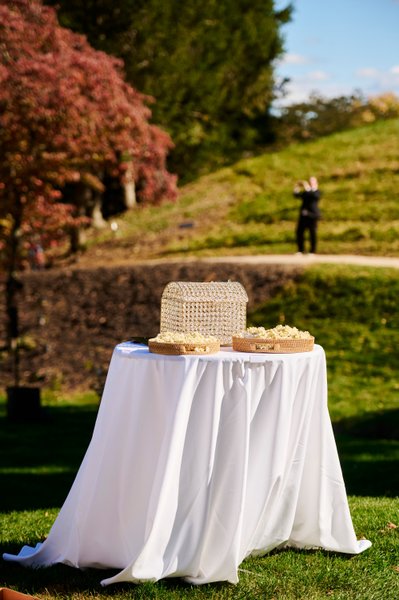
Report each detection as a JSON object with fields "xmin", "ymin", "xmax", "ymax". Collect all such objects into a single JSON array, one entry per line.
[
  {"xmin": 148, "ymin": 340, "xmax": 220, "ymax": 356},
  {"xmin": 232, "ymin": 336, "xmax": 314, "ymax": 354}
]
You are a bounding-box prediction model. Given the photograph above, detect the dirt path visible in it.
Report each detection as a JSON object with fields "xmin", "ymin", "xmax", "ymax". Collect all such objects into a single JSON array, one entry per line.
[
  {"xmin": 122, "ymin": 254, "xmax": 399, "ymax": 269},
  {"xmin": 178, "ymin": 254, "xmax": 399, "ymax": 269}
]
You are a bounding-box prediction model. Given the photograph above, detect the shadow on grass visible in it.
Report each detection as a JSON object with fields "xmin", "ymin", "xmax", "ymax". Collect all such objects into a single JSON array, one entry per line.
[
  {"xmin": 333, "ymin": 407, "xmax": 399, "ymax": 440},
  {"xmin": 336, "ymin": 435, "xmax": 399, "ymax": 497},
  {"xmin": 0, "ymin": 544, "xmax": 368, "ymax": 599},
  {"xmin": 0, "ymin": 404, "xmax": 398, "ymax": 513},
  {"xmin": 333, "ymin": 407, "xmax": 399, "ymax": 497},
  {"xmin": 0, "ymin": 554, "xmax": 219, "ymax": 599},
  {"xmin": 0, "ymin": 404, "xmax": 98, "ymax": 512}
]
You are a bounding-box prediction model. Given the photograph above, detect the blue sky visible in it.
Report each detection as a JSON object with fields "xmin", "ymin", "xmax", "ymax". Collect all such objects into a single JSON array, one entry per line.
[{"xmin": 274, "ymin": 0, "xmax": 399, "ymax": 106}]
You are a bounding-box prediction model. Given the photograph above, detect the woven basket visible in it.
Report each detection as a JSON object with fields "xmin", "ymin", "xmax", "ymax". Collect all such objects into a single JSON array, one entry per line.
[
  {"xmin": 232, "ymin": 336, "xmax": 315, "ymax": 354},
  {"xmin": 160, "ymin": 281, "xmax": 248, "ymax": 346},
  {"xmin": 148, "ymin": 339, "xmax": 220, "ymax": 355}
]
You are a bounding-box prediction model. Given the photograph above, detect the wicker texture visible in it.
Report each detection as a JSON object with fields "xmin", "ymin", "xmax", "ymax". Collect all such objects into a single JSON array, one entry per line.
[
  {"xmin": 232, "ymin": 336, "xmax": 315, "ymax": 354},
  {"xmin": 160, "ymin": 281, "xmax": 248, "ymax": 345},
  {"xmin": 149, "ymin": 340, "xmax": 220, "ymax": 355}
]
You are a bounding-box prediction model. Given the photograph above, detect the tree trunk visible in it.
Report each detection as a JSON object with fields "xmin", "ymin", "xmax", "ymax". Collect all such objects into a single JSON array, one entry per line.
[
  {"xmin": 123, "ymin": 162, "xmax": 136, "ymax": 209},
  {"xmin": 91, "ymin": 194, "xmax": 107, "ymax": 229},
  {"xmin": 69, "ymin": 225, "xmax": 87, "ymax": 253},
  {"xmin": 6, "ymin": 276, "xmax": 22, "ymax": 387},
  {"xmin": 5, "ymin": 210, "xmax": 23, "ymax": 386}
]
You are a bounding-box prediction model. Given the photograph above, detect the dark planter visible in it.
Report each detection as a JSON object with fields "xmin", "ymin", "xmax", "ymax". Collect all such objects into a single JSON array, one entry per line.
[{"xmin": 6, "ymin": 386, "xmax": 42, "ymax": 422}]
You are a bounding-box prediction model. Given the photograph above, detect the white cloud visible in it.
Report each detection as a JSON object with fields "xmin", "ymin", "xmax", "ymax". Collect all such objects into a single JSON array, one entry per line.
[
  {"xmin": 275, "ymin": 64, "xmax": 399, "ymax": 108},
  {"xmin": 356, "ymin": 67, "xmax": 380, "ymax": 78},
  {"xmin": 275, "ymin": 78, "xmax": 351, "ymax": 106},
  {"xmin": 354, "ymin": 66, "xmax": 399, "ymax": 93},
  {"xmin": 308, "ymin": 70, "xmax": 329, "ymax": 81},
  {"xmin": 280, "ymin": 53, "xmax": 308, "ymax": 65}
]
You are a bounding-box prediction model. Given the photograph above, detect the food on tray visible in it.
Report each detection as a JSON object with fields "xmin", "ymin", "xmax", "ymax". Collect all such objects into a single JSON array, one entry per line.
[
  {"xmin": 232, "ymin": 324, "xmax": 314, "ymax": 353},
  {"xmin": 236, "ymin": 324, "xmax": 313, "ymax": 340},
  {"xmin": 150, "ymin": 331, "xmax": 218, "ymax": 344},
  {"xmin": 148, "ymin": 331, "xmax": 220, "ymax": 355}
]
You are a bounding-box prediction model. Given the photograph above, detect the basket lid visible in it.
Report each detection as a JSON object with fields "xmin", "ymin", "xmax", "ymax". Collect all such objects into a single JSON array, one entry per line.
[{"xmin": 162, "ymin": 281, "xmax": 248, "ymax": 302}]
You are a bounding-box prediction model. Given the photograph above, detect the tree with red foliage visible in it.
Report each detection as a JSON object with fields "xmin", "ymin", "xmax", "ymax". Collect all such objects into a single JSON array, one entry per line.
[{"xmin": 0, "ymin": 0, "xmax": 177, "ymax": 358}]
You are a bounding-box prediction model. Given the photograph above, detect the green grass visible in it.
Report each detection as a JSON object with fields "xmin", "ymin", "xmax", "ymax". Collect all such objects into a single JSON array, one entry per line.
[
  {"xmin": 83, "ymin": 118, "xmax": 399, "ymax": 260},
  {"xmin": 1, "ymin": 496, "xmax": 399, "ymax": 599},
  {"xmin": 1, "ymin": 265, "xmax": 399, "ymax": 598},
  {"xmin": 0, "ymin": 396, "xmax": 99, "ymax": 512},
  {"xmin": 249, "ymin": 265, "xmax": 399, "ymax": 423}
]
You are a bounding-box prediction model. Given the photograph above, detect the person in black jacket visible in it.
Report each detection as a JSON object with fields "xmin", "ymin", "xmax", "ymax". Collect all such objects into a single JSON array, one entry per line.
[{"xmin": 293, "ymin": 176, "xmax": 321, "ymax": 254}]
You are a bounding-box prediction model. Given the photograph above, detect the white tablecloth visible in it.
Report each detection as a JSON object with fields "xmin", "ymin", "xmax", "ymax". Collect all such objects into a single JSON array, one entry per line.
[{"xmin": 4, "ymin": 343, "xmax": 370, "ymax": 585}]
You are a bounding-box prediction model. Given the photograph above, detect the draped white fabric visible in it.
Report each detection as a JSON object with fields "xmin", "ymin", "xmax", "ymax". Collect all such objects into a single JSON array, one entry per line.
[{"xmin": 4, "ymin": 343, "xmax": 370, "ymax": 585}]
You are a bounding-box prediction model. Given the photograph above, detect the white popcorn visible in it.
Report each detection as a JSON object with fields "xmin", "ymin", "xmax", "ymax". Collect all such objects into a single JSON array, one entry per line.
[
  {"xmin": 150, "ymin": 331, "xmax": 218, "ymax": 344},
  {"xmin": 238, "ymin": 324, "xmax": 312, "ymax": 340}
]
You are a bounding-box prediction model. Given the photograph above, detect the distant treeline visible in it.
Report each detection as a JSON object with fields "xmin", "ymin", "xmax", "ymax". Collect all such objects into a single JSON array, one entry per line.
[{"xmin": 275, "ymin": 92, "xmax": 399, "ymax": 147}]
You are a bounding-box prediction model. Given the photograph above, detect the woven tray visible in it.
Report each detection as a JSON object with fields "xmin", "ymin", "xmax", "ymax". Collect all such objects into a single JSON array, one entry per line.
[
  {"xmin": 148, "ymin": 340, "xmax": 220, "ymax": 356},
  {"xmin": 232, "ymin": 336, "xmax": 315, "ymax": 354}
]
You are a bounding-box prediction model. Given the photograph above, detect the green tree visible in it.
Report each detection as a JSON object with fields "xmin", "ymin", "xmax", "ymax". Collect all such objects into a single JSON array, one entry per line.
[
  {"xmin": 44, "ymin": 0, "xmax": 292, "ymax": 179},
  {"xmin": 276, "ymin": 92, "xmax": 399, "ymax": 145}
]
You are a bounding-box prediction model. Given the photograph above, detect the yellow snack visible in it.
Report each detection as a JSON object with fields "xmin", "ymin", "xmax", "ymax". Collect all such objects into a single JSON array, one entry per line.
[{"xmin": 238, "ymin": 324, "xmax": 312, "ymax": 340}]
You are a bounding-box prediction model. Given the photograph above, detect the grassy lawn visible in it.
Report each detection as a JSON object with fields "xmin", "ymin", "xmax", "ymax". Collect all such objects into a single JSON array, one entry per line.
[
  {"xmin": 79, "ymin": 118, "xmax": 399, "ymax": 262},
  {"xmin": 1, "ymin": 264, "xmax": 399, "ymax": 598}
]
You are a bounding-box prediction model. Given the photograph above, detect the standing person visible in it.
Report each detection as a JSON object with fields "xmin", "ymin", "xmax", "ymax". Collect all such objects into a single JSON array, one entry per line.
[
  {"xmin": 28, "ymin": 238, "xmax": 46, "ymax": 270},
  {"xmin": 293, "ymin": 176, "xmax": 321, "ymax": 254}
]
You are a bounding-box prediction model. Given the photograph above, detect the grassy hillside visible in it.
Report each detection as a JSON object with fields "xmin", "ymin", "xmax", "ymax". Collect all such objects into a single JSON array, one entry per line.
[
  {"xmin": 249, "ymin": 264, "xmax": 399, "ymax": 428},
  {"xmin": 79, "ymin": 118, "xmax": 399, "ymax": 265}
]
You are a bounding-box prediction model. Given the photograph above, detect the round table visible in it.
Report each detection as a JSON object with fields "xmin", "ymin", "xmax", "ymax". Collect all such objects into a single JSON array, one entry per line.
[{"xmin": 4, "ymin": 342, "xmax": 371, "ymax": 585}]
